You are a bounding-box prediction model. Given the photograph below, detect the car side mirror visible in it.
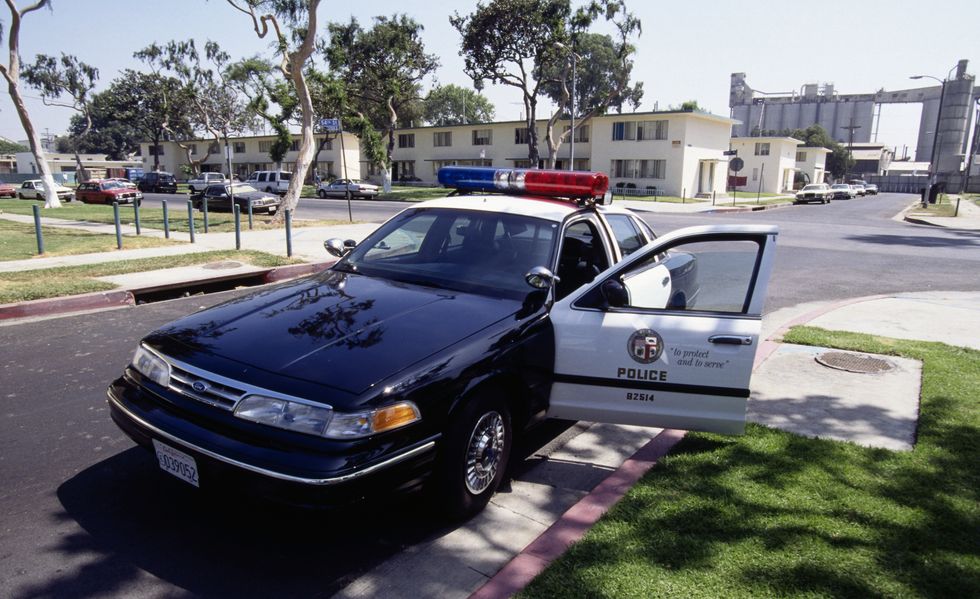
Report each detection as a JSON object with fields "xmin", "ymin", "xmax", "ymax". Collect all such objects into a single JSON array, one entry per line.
[
  {"xmin": 324, "ymin": 238, "xmax": 350, "ymax": 258},
  {"xmin": 524, "ymin": 266, "xmax": 560, "ymax": 290},
  {"xmin": 601, "ymin": 278, "xmax": 629, "ymax": 308}
]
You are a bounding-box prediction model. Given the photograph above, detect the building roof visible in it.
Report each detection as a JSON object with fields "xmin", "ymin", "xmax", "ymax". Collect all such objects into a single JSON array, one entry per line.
[
  {"xmin": 799, "ymin": 146, "xmax": 831, "ymax": 153},
  {"xmin": 396, "ymin": 110, "xmax": 737, "ymax": 133},
  {"xmin": 730, "ymin": 136, "xmax": 803, "ymax": 145}
]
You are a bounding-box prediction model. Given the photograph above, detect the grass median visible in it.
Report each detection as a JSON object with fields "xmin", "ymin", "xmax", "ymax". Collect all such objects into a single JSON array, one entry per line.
[
  {"xmin": 0, "ymin": 199, "xmax": 353, "ymax": 233},
  {"xmin": 0, "ymin": 219, "xmax": 177, "ymax": 262},
  {"xmin": 0, "ymin": 250, "xmax": 301, "ymax": 304},
  {"xmin": 521, "ymin": 327, "xmax": 979, "ymax": 598}
]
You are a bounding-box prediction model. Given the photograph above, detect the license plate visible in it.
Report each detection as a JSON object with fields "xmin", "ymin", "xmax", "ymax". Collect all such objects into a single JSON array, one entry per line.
[{"xmin": 153, "ymin": 439, "xmax": 200, "ymax": 487}]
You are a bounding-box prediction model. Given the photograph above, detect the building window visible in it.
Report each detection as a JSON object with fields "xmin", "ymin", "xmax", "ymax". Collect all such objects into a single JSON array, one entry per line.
[
  {"xmin": 610, "ymin": 159, "xmax": 665, "ymax": 179},
  {"xmin": 208, "ymin": 141, "xmax": 220, "ymax": 154},
  {"xmin": 472, "ymin": 129, "xmax": 492, "ymax": 146},
  {"xmin": 233, "ymin": 142, "xmax": 246, "ymax": 154},
  {"xmin": 795, "ymin": 151, "xmax": 807, "ymax": 162},
  {"xmin": 258, "ymin": 140, "xmax": 273, "ymax": 153},
  {"xmin": 611, "ymin": 121, "xmax": 637, "ymax": 141},
  {"xmin": 752, "ymin": 167, "xmax": 759, "ymax": 181},
  {"xmin": 314, "ymin": 161, "xmax": 334, "ymax": 178},
  {"xmin": 637, "ymin": 120, "xmax": 668, "ymax": 141},
  {"xmin": 290, "ymin": 140, "xmax": 300, "ymax": 152},
  {"xmin": 319, "ymin": 138, "xmax": 333, "ymax": 151},
  {"xmin": 398, "ymin": 133, "xmax": 415, "ymax": 148},
  {"xmin": 754, "ymin": 142, "xmax": 770, "ymax": 156},
  {"xmin": 149, "ymin": 144, "xmax": 165, "ymax": 156},
  {"xmin": 433, "ymin": 131, "xmax": 452, "ymax": 147},
  {"xmin": 393, "ymin": 160, "xmax": 415, "ymax": 179},
  {"xmin": 515, "ymin": 128, "xmax": 530, "ymax": 145},
  {"xmin": 512, "ymin": 159, "xmax": 531, "ymax": 168},
  {"xmin": 432, "ymin": 159, "xmax": 456, "ymax": 174}
]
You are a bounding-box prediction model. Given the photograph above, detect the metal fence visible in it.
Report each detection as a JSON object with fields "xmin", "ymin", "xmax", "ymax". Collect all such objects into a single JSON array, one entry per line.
[{"xmin": 867, "ymin": 173, "xmax": 980, "ymax": 194}]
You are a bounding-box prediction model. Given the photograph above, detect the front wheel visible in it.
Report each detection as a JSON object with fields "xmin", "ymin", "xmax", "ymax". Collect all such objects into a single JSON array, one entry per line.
[
  {"xmin": 318, "ymin": 189, "xmax": 327, "ymax": 199},
  {"xmin": 433, "ymin": 393, "xmax": 512, "ymax": 521}
]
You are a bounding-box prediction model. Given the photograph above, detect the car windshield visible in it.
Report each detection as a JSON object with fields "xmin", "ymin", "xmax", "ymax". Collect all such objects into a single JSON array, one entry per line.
[
  {"xmin": 832, "ymin": 184, "xmax": 848, "ymax": 189},
  {"xmin": 802, "ymin": 185, "xmax": 823, "ymax": 191},
  {"xmin": 229, "ymin": 184, "xmax": 259, "ymax": 193},
  {"xmin": 338, "ymin": 207, "xmax": 558, "ymax": 300},
  {"xmin": 102, "ymin": 181, "xmax": 122, "ymax": 190}
]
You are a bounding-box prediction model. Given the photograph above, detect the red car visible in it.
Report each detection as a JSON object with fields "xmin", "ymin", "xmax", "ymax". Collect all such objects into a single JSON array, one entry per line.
[
  {"xmin": 0, "ymin": 180, "xmax": 16, "ymax": 198},
  {"xmin": 76, "ymin": 179, "xmax": 143, "ymax": 205}
]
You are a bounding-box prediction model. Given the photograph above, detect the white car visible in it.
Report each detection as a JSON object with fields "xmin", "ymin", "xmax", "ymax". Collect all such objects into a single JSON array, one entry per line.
[
  {"xmin": 245, "ymin": 170, "xmax": 292, "ymax": 195},
  {"xmin": 317, "ymin": 178, "xmax": 380, "ymax": 199},
  {"xmin": 794, "ymin": 184, "xmax": 832, "ymax": 204},
  {"xmin": 18, "ymin": 179, "xmax": 74, "ymax": 202},
  {"xmin": 187, "ymin": 172, "xmax": 230, "ymax": 194}
]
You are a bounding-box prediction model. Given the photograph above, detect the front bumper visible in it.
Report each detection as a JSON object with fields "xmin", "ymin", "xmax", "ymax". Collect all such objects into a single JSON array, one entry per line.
[{"xmin": 107, "ymin": 375, "xmax": 438, "ymax": 506}]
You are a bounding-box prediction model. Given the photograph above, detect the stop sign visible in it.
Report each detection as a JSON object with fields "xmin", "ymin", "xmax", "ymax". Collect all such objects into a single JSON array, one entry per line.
[{"xmin": 730, "ymin": 157, "xmax": 745, "ymax": 172}]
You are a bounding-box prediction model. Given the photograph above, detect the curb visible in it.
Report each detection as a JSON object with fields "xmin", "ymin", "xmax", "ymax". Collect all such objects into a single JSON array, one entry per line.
[
  {"xmin": 703, "ymin": 202, "xmax": 794, "ymax": 214},
  {"xmin": 0, "ymin": 260, "xmax": 336, "ymax": 322},
  {"xmin": 470, "ymin": 292, "xmax": 896, "ymax": 598}
]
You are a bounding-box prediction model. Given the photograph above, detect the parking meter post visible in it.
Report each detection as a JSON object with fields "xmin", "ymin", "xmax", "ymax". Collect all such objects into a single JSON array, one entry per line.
[
  {"xmin": 712, "ymin": 190, "xmax": 716, "ymax": 206},
  {"xmin": 955, "ymin": 197, "xmax": 961, "ymax": 217},
  {"xmin": 187, "ymin": 200, "xmax": 195, "ymax": 243},
  {"xmin": 32, "ymin": 204, "xmax": 44, "ymax": 255},
  {"xmin": 112, "ymin": 201, "xmax": 122, "ymax": 249},
  {"xmin": 285, "ymin": 209, "xmax": 293, "ymax": 257},
  {"xmin": 247, "ymin": 199, "xmax": 253, "ymax": 230},
  {"xmin": 162, "ymin": 200, "xmax": 170, "ymax": 239},
  {"xmin": 133, "ymin": 198, "xmax": 141, "ymax": 235},
  {"xmin": 203, "ymin": 197, "xmax": 209, "ymax": 233},
  {"xmin": 234, "ymin": 204, "xmax": 241, "ymax": 250}
]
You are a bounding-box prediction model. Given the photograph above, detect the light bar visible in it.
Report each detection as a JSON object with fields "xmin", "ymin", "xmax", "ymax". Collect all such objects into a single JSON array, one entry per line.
[{"xmin": 438, "ymin": 166, "xmax": 609, "ymax": 199}]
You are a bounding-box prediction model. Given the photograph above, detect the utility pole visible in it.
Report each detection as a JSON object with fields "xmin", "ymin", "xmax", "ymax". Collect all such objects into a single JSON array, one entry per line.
[{"xmin": 842, "ymin": 117, "xmax": 861, "ymax": 180}]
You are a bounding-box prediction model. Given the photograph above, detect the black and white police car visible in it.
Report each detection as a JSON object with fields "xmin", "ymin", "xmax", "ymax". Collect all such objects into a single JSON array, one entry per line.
[{"xmin": 108, "ymin": 166, "xmax": 778, "ymax": 519}]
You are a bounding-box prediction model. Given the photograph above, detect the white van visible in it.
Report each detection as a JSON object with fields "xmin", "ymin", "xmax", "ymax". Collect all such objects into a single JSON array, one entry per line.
[{"xmin": 246, "ymin": 170, "xmax": 292, "ymax": 195}]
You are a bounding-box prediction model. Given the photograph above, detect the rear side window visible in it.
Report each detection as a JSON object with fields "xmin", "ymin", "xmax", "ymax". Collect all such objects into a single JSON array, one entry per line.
[
  {"xmin": 279, "ymin": 172, "xmax": 292, "ymax": 181},
  {"xmin": 605, "ymin": 214, "xmax": 646, "ymax": 257},
  {"xmin": 258, "ymin": 173, "xmax": 268, "ymax": 182}
]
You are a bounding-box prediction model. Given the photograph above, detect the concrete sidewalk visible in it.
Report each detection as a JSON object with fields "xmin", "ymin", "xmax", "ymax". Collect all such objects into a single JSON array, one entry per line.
[
  {"xmin": 618, "ymin": 196, "xmax": 793, "ymax": 214},
  {"xmin": 902, "ymin": 194, "xmax": 980, "ymax": 230}
]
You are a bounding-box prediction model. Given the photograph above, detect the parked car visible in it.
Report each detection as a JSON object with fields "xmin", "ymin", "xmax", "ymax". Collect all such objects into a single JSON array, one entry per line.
[
  {"xmin": 187, "ymin": 172, "xmax": 230, "ymax": 194},
  {"xmin": 864, "ymin": 183, "xmax": 879, "ymax": 195},
  {"xmin": 76, "ymin": 179, "xmax": 143, "ymax": 205},
  {"xmin": 138, "ymin": 171, "xmax": 178, "ymax": 194},
  {"xmin": 106, "ymin": 178, "xmax": 138, "ymax": 190},
  {"xmin": 191, "ymin": 183, "xmax": 281, "ymax": 214},
  {"xmin": 107, "ymin": 165, "xmax": 778, "ymax": 519},
  {"xmin": 0, "ymin": 180, "xmax": 16, "ymax": 198},
  {"xmin": 830, "ymin": 184, "xmax": 854, "ymax": 200},
  {"xmin": 794, "ymin": 183, "xmax": 832, "ymax": 204},
  {"xmin": 317, "ymin": 178, "xmax": 380, "ymax": 199},
  {"xmin": 851, "ymin": 184, "xmax": 866, "ymax": 197},
  {"xmin": 18, "ymin": 179, "xmax": 74, "ymax": 202},
  {"xmin": 245, "ymin": 170, "xmax": 292, "ymax": 195}
]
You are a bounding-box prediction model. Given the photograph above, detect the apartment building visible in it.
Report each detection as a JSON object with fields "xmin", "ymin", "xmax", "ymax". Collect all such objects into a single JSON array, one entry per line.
[
  {"xmin": 14, "ymin": 152, "xmax": 142, "ymax": 183},
  {"xmin": 138, "ymin": 132, "xmax": 361, "ymax": 181},
  {"xmin": 729, "ymin": 137, "xmax": 803, "ymax": 194},
  {"xmin": 377, "ymin": 110, "xmax": 737, "ymax": 198},
  {"xmin": 795, "ymin": 146, "xmax": 830, "ymax": 185}
]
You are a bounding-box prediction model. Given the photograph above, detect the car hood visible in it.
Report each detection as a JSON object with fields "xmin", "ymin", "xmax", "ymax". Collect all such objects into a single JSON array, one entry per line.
[
  {"xmin": 151, "ymin": 271, "xmax": 522, "ymax": 396},
  {"xmin": 233, "ymin": 190, "xmax": 279, "ymax": 201}
]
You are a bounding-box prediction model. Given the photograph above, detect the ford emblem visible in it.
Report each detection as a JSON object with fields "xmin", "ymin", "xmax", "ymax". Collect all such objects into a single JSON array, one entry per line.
[{"xmin": 192, "ymin": 380, "xmax": 210, "ymax": 393}]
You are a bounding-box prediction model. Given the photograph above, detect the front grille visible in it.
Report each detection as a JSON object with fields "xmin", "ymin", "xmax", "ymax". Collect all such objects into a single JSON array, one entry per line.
[{"xmin": 167, "ymin": 362, "xmax": 248, "ymax": 411}]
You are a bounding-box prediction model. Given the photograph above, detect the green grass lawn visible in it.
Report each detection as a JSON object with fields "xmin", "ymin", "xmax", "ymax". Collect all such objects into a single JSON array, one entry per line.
[
  {"xmin": 730, "ymin": 190, "xmax": 786, "ymax": 199},
  {"xmin": 0, "ymin": 219, "xmax": 177, "ymax": 262},
  {"xmin": 909, "ymin": 194, "xmax": 957, "ymax": 218},
  {"xmin": 521, "ymin": 327, "xmax": 979, "ymax": 599},
  {"xmin": 0, "ymin": 199, "xmax": 350, "ymax": 233},
  {"xmin": 733, "ymin": 197, "xmax": 795, "ymax": 207},
  {"xmin": 0, "ymin": 250, "xmax": 300, "ymax": 304},
  {"xmin": 377, "ymin": 186, "xmax": 450, "ymax": 201}
]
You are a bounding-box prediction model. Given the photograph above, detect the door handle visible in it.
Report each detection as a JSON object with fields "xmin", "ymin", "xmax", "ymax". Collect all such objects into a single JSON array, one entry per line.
[
  {"xmin": 708, "ymin": 335, "xmax": 753, "ymax": 345},
  {"xmin": 661, "ymin": 277, "xmax": 670, "ymax": 287}
]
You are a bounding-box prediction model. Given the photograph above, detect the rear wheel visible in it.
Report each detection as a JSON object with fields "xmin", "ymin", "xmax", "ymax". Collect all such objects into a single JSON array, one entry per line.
[{"xmin": 433, "ymin": 393, "xmax": 512, "ymax": 521}]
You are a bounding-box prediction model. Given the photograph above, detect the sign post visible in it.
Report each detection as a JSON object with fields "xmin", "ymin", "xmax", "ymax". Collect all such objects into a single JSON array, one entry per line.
[{"xmin": 321, "ymin": 118, "xmax": 352, "ymax": 222}]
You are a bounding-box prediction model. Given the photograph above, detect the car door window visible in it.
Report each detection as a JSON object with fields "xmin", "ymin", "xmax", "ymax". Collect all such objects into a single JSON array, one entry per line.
[
  {"xmin": 604, "ymin": 214, "xmax": 647, "ymax": 257},
  {"xmin": 258, "ymin": 173, "xmax": 268, "ymax": 183},
  {"xmin": 555, "ymin": 219, "xmax": 610, "ymax": 301}
]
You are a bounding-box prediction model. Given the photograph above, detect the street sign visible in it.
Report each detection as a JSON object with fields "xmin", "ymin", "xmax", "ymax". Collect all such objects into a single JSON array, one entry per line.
[
  {"xmin": 320, "ymin": 118, "xmax": 341, "ymax": 132},
  {"xmin": 723, "ymin": 149, "xmax": 738, "ymax": 156},
  {"xmin": 730, "ymin": 157, "xmax": 745, "ymax": 172}
]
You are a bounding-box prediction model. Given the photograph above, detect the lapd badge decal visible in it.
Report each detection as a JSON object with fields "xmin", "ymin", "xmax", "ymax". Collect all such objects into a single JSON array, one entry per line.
[{"xmin": 628, "ymin": 329, "xmax": 664, "ymax": 364}]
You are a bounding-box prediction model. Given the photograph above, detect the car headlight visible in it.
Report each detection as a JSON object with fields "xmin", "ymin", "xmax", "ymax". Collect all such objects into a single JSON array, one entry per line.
[
  {"xmin": 132, "ymin": 345, "xmax": 171, "ymax": 387},
  {"xmin": 233, "ymin": 397, "xmax": 420, "ymax": 438}
]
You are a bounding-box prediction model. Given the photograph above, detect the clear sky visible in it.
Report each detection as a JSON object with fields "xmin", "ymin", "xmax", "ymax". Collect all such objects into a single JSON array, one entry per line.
[{"xmin": 2, "ymin": 0, "xmax": 978, "ymax": 155}]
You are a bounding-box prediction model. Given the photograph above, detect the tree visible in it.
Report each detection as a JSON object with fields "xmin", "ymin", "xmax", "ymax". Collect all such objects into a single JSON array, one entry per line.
[
  {"xmin": 326, "ymin": 14, "xmax": 438, "ymax": 192},
  {"xmin": 668, "ymin": 99, "xmax": 703, "ymax": 112},
  {"xmin": 226, "ymin": 0, "xmax": 322, "ymax": 218},
  {"xmin": 226, "ymin": 57, "xmax": 298, "ymax": 167},
  {"xmin": 136, "ymin": 40, "xmax": 253, "ymax": 176},
  {"xmin": 21, "ymin": 53, "xmax": 99, "ymax": 181},
  {"xmin": 790, "ymin": 124, "xmax": 853, "ymax": 180},
  {"xmin": 452, "ymin": 0, "xmax": 571, "ymax": 166},
  {"xmin": 423, "ymin": 84, "xmax": 494, "ymax": 126},
  {"xmin": 540, "ymin": 2, "xmax": 643, "ymax": 169},
  {"xmin": 0, "ymin": 139, "xmax": 27, "ymax": 153},
  {"xmin": 0, "ymin": 0, "xmax": 61, "ymax": 207}
]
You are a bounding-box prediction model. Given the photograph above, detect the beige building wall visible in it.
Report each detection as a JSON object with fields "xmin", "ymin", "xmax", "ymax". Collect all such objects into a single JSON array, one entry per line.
[
  {"xmin": 795, "ymin": 146, "xmax": 830, "ymax": 185},
  {"xmin": 139, "ymin": 133, "xmax": 360, "ymax": 182},
  {"xmin": 730, "ymin": 137, "xmax": 802, "ymax": 194},
  {"xmin": 15, "ymin": 152, "xmax": 141, "ymax": 181}
]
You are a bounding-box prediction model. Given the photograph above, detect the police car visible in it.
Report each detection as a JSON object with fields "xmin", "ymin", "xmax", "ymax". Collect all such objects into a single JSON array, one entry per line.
[{"xmin": 107, "ymin": 166, "xmax": 778, "ymax": 519}]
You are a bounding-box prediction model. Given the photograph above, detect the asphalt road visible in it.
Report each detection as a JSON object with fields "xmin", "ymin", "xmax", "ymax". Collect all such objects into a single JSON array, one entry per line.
[{"xmin": 2, "ymin": 193, "xmax": 978, "ymax": 598}]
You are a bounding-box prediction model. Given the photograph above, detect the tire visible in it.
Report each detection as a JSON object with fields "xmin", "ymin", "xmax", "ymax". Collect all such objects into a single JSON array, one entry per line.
[
  {"xmin": 433, "ymin": 393, "xmax": 512, "ymax": 521},
  {"xmin": 318, "ymin": 189, "xmax": 327, "ymax": 199},
  {"xmin": 18, "ymin": 193, "xmax": 25, "ymax": 199},
  {"xmin": 265, "ymin": 186, "xmax": 274, "ymax": 194}
]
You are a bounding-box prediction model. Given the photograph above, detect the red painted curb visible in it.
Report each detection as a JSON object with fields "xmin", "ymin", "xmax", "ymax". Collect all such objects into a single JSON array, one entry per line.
[
  {"xmin": 0, "ymin": 289, "xmax": 134, "ymax": 321},
  {"xmin": 470, "ymin": 429, "xmax": 686, "ymax": 599}
]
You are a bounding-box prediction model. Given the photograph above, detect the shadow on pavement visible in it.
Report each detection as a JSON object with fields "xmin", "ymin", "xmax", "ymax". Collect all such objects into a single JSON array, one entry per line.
[{"xmin": 846, "ymin": 232, "xmax": 980, "ymax": 248}]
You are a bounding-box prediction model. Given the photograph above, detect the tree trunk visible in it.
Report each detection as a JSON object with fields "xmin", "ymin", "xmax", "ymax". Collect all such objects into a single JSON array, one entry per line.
[
  {"xmin": 525, "ymin": 94, "xmax": 539, "ymax": 167},
  {"xmin": 151, "ymin": 131, "xmax": 161, "ymax": 171},
  {"xmin": 6, "ymin": 78, "xmax": 61, "ymax": 207},
  {"xmin": 279, "ymin": 60, "xmax": 316, "ymax": 216}
]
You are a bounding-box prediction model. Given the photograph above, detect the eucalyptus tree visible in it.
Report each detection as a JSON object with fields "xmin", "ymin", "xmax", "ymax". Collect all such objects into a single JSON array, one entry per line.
[
  {"xmin": 423, "ymin": 84, "xmax": 495, "ymax": 126},
  {"xmin": 225, "ymin": 0, "xmax": 321, "ymax": 215},
  {"xmin": 1, "ymin": 0, "xmax": 61, "ymax": 207},
  {"xmin": 326, "ymin": 14, "xmax": 438, "ymax": 191},
  {"xmin": 21, "ymin": 53, "xmax": 99, "ymax": 180}
]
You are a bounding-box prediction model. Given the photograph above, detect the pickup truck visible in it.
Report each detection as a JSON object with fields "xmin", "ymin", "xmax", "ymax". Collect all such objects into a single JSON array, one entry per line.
[{"xmin": 187, "ymin": 172, "xmax": 230, "ymax": 194}]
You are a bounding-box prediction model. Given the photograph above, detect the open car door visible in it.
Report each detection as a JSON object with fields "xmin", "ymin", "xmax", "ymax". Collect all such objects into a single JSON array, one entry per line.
[{"xmin": 548, "ymin": 224, "xmax": 778, "ymax": 434}]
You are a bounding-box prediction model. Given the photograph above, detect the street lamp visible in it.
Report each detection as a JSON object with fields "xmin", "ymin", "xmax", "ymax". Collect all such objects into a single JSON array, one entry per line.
[{"xmin": 911, "ymin": 64, "xmax": 958, "ymax": 182}]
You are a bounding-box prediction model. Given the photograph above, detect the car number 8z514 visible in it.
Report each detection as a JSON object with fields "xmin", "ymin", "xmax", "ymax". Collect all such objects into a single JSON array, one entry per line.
[{"xmin": 626, "ymin": 392, "xmax": 655, "ymax": 402}]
